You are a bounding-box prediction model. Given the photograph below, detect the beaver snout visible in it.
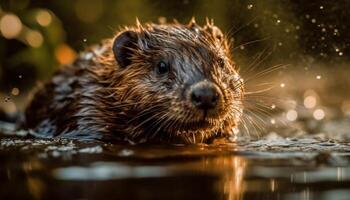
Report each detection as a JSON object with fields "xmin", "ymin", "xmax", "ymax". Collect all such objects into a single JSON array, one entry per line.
[{"xmin": 190, "ymin": 81, "xmax": 221, "ymax": 110}]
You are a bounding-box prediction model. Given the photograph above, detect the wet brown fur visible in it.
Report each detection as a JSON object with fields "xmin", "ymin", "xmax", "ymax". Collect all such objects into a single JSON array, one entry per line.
[{"xmin": 24, "ymin": 19, "xmax": 244, "ymax": 144}]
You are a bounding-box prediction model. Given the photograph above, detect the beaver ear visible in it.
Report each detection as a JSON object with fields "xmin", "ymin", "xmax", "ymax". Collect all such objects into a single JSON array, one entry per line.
[
  {"xmin": 204, "ymin": 18, "xmax": 224, "ymax": 41},
  {"xmin": 112, "ymin": 30, "xmax": 139, "ymax": 68}
]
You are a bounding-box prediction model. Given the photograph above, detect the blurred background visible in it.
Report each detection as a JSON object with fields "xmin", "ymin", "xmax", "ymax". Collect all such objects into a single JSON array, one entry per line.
[{"xmin": 0, "ymin": 0, "xmax": 349, "ymax": 133}]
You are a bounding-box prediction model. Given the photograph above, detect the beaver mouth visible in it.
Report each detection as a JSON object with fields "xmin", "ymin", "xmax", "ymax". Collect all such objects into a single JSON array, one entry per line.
[
  {"xmin": 160, "ymin": 116, "xmax": 221, "ymax": 133},
  {"xmin": 157, "ymin": 106, "xmax": 229, "ymax": 133}
]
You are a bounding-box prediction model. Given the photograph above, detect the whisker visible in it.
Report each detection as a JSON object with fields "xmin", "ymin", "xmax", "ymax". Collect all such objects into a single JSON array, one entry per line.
[
  {"xmin": 232, "ymin": 37, "xmax": 270, "ymax": 52},
  {"xmin": 228, "ymin": 16, "xmax": 258, "ymax": 37}
]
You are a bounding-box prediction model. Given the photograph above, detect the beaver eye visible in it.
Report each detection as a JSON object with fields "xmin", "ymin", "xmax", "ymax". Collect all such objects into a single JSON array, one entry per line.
[{"xmin": 156, "ymin": 61, "xmax": 170, "ymax": 75}]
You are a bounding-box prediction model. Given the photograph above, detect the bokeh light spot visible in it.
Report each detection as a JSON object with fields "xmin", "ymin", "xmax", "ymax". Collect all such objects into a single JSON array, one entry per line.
[
  {"xmin": 11, "ymin": 88, "xmax": 20, "ymax": 96},
  {"xmin": 36, "ymin": 10, "xmax": 52, "ymax": 27},
  {"xmin": 313, "ymin": 109, "xmax": 325, "ymax": 120},
  {"xmin": 55, "ymin": 44, "xmax": 77, "ymax": 65},
  {"xmin": 304, "ymin": 96, "xmax": 317, "ymax": 109},
  {"xmin": 0, "ymin": 14, "xmax": 22, "ymax": 39},
  {"xmin": 286, "ymin": 110, "xmax": 298, "ymax": 121},
  {"xmin": 26, "ymin": 30, "xmax": 43, "ymax": 47}
]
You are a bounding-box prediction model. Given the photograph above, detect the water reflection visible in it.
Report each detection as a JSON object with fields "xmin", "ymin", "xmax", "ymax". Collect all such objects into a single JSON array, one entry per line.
[
  {"xmin": 198, "ymin": 156, "xmax": 247, "ymax": 200},
  {"xmin": 1, "ymin": 140, "xmax": 350, "ymax": 200}
]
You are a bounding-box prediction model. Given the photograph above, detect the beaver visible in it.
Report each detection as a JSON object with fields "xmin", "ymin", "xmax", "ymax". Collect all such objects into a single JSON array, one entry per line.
[{"xmin": 23, "ymin": 18, "xmax": 244, "ymax": 144}]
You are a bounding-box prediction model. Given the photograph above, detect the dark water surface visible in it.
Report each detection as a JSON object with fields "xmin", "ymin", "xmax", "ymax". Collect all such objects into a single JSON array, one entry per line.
[{"xmin": 1, "ymin": 132, "xmax": 350, "ymax": 200}]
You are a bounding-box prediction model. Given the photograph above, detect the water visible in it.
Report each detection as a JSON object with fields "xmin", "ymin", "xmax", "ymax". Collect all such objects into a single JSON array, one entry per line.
[{"xmin": 1, "ymin": 132, "xmax": 350, "ymax": 200}]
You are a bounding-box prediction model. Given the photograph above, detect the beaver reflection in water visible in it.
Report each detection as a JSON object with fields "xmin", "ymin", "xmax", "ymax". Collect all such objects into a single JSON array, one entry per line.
[{"xmin": 24, "ymin": 19, "xmax": 244, "ymax": 144}]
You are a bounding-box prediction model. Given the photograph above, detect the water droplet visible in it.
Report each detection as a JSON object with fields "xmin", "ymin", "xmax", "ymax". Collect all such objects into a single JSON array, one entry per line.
[
  {"xmin": 339, "ymin": 52, "xmax": 343, "ymax": 56},
  {"xmin": 83, "ymin": 38, "xmax": 87, "ymax": 42},
  {"xmin": 295, "ymin": 25, "xmax": 300, "ymax": 30},
  {"xmin": 313, "ymin": 109, "xmax": 325, "ymax": 120},
  {"xmin": 320, "ymin": 6, "xmax": 324, "ymax": 9},
  {"xmin": 240, "ymin": 45, "xmax": 245, "ymax": 50},
  {"xmin": 271, "ymin": 104, "xmax": 276, "ymax": 109},
  {"xmin": 316, "ymin": 75, "xmax": 321, "ymax": 79},
  {"xmin": 278, "ymin": 42, "xmax": 283, "ymax": 46},
  {"xmin": 270, "ymin": 119, "xmax": 276, "ymax": 124},
  {"xmin": 333, "ymin": 29, "xmax": 339, "ymax": 36},
  {"xmin": 311, "ymin": 18, "xmax": 316, "ymax": 23},
  {"xmin": 304, "ymin": 96, "xmax": 317, "ymax": 109},
  {"xmin": 280, "ymin": 83, "xmax": 285, "ymax": 88},
  {"xmin": 247, "ymin": 4, "xmax": 253, "ymax": 10},
  {"xmin": 321, "ymin": 28, "xmax": 326, "ymax": 32},
  {"xmin": 286, "ymin": 110, "xmax": 298, "ymax": 121},
  {"xmin": 276, "ymin": 19, "xmax": 281, "ymax": 24},
  {"xmin": 18, "ymin": 75, "xmax": 22, "ymax": 79},
  {"xmin": 11, "ymin": 87, "xmax": 20, "ymax": 96}
]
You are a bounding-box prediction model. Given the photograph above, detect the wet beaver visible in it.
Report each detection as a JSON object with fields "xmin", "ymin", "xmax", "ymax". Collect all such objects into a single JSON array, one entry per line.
[{"xmin": 24, "ymin": 19, "xmax": 244, "ymax": 144}]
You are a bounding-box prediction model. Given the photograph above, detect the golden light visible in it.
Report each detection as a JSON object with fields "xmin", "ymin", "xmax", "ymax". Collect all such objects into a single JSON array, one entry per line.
[
  {"xmin": 304, "ymin": 96, "xmax": 317, "ymax": 109},
  {"xmin": 220, "ymin": 157, "xmax": 247, "ymax": 200},
  {"xmin": 55, "ymin": 44, "xmax": 77, "ymax": 65},
  {"xmin": 270, "ymin": 179, "xmax": 276, "ymax": 192},
  {"xmin": 286, "ymin": 109, "xmax": 298, "ymax": 121},
  {"xmin": 36, "ymin": 10, "xmax": 52, "ymax": 27},
  {"xmin": 158, "ymin": 16, "xmax": 167, "ymax": 24},
  {"xmin": 280, "ymin": 83, "xmax": 285, "ymax": 88},
  {"xmin": 25, "ymin": 30, "xmax": 44, "ymax": 47},
  {"xmin": 313, "ymin": 109, "xmax": 325, "ymax": 120},
  {"xmin": 270, "ymin": 119, "xmax": 276, "ymax": 124},
  {"xmin": 0, "ymin": 14, "xmax": 22, "ymax": 39},
  {"xmin": 11, "ymin": 88, "xmax": 20, "ymax": 96}
]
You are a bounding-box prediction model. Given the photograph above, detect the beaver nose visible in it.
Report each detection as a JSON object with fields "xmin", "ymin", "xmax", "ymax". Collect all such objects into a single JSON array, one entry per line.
[{"xmin": 191, "ymin": 83, "xmax": 220, "ymax": 110}]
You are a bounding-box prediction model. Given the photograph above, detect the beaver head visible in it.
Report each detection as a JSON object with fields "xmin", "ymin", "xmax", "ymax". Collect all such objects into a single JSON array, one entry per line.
[{"xmin": 97, "ymin": 19, "xmax": 244, "ymax": 143}]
